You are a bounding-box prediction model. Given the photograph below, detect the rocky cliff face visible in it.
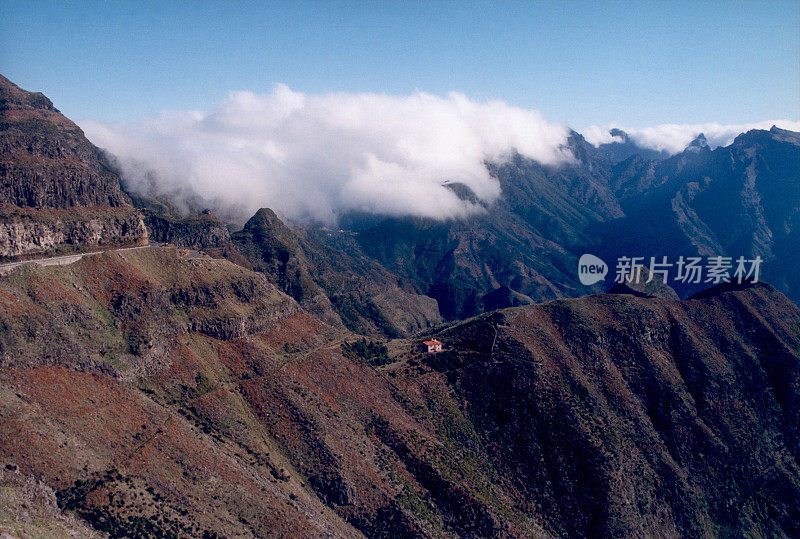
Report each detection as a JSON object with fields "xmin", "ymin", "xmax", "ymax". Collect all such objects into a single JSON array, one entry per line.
[
  {"xmin": 143, "ymin": 209, "xmax": 231, "ymax": 250},
  {"xmin": 0, "ymin": 74, "xmax": 130, "ymax": 209},
  {"xmin": 0, "ymin": 205, "xmax": 147, "ymax": 257},
  {"xmin": 0, "ymin": 75, "xmax": 147, "ymax": 258}
]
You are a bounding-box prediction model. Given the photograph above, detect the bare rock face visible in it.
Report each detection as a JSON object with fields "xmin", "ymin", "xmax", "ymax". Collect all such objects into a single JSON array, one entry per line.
[
  {"xmin": 143, "ymin": 209, "xmax": 231, "ymax": 250},
  {"xmin": 0, "ymin": 75, "xmax": 148, "ymax": 257},
  {"xmin": 0, "ymin": 205, "xmax": 147, "ymax": 257},
  {"xmin": 0, "ymin": 74, "xmax": 130, "ymax": 209}
]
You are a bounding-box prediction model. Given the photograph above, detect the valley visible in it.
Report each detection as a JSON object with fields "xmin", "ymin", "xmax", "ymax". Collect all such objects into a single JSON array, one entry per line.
[{"xmin": 0, "ymin": 72, "xmax": 798, "ymax": 537}]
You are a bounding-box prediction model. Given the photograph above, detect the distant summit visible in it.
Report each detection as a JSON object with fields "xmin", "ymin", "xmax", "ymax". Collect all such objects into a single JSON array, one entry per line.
[
  {"xmin": 592, "ymin": 128, "xmax": 672, "ymax": 162},
  {"xmin": 685, "ymin": 132, "xmax": 709, "ymax": 153},
  {"xmin": 769, "ymin": 124, "xmax": 800, "ymax": 143}
]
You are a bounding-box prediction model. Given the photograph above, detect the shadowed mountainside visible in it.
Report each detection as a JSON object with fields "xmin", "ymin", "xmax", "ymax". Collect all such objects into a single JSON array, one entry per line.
[
  {"xmin": 277, "ymin": 126, "xmax": 799, "ymax": 328},
  {"xmin": 596, "ymin": 127, "xmax": 800, "ymax": 301}
]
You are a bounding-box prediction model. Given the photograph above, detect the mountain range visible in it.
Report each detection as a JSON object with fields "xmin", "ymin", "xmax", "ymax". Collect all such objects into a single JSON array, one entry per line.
[
  {"xmin": 1, "ymin": 74, "xmax": 799, "ymax": 537},
  {"xmin": 212, "ymin": 123, "xmax": 799, "ymax": 335}
]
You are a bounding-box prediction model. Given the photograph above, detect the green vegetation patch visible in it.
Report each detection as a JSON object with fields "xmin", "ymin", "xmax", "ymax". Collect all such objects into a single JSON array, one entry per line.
[
  {"xmin": 329, "ymin": 294, "xmax": 402, "ymax": 338},
  {"xmin": 342, "ymin": 338, "xmax": 391, "ymax": 366},
  {"xmin": 56, "ymin": 468, "xmax": 198, "ymax": 538}
]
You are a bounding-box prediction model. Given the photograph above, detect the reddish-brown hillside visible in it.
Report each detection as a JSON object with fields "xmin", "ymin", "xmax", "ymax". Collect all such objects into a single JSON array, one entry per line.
[{"xmin": 1, "ymin": 246, "xmax": 798, "ymax": 536}]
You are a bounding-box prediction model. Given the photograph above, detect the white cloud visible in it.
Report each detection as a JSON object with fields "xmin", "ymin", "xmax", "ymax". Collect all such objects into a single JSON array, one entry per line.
[
  {"xmin": 581, "ymin": 125, "xmax": 624, "ymax": 146},
  {"xmin": 80, "ymin": 86, "xmax": 573, "ymax": 223},
  {"xmin": 582, "ymin": 120, "xmax": 800, "ymax": 154}
]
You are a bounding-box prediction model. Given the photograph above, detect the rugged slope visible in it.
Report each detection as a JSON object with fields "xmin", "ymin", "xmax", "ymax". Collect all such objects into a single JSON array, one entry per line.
[
  {"xmin": 414, "ymin": 281, "xmax": 800, "ymax": 536},
  {"xmin": 0, "ymin": 204, "xmax": 147, "ymax": 258},
  {"xmin": 1, "ymin": 247, "xmax": 798, "ymax": 537},
  {"xmin": 0, "ymin": 75, "xmax": 146, "ymax": 257},
  {"xmin": 292, "ymin": 127, "xmax": 800, "ymax": 325},
  {"xmin": 334, "ymin": 138, "xmax": 621, "ymax": 322},
  {"xmin": 232, "ymin": 208, "xmax": 443, "ymax": 337},
  {"xmin": 0, "ymin": 247, "xmax": 354, "ymax": 536},
  {"xmin": 597, "ymin": 127, "xmax": 800, "ymax": 301},
  {"xmin": 0, "ymin": 74, "xmax": 129, "ymax": 209},
  {"xmin": 0, "ymin": 247, "xmax": 521, "ymax": 536}
]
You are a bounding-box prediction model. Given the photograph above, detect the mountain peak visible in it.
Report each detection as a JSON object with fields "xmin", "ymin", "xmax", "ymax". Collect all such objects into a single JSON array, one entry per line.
[
  {"xmin": 0, "ymin": 74, "xmax": 131, "ymax": 209},
  {"xmin": 686, "ymin": 133, "xmax": 709, "ymax": 152},
  {"xmin": 592, "ymin": 128, "xmax": 670, "ymax": 162},
  {"xmin": 0, "ymin": 73, "xmax": 58, "ymax": 112},
  {"xmin": 730, "ymin": 126, "xmax": 800, "ymax": 148},
  {"xmin": 608, "ymin": 128, "xmax": 630, "ymax": 141},
  {"xmin": 769, "ymin": 125, "xmax": 800, "ymax": 145},
  {"xmin": 607, "ymin": 265, "xmax": 680, "ymax": 300}
]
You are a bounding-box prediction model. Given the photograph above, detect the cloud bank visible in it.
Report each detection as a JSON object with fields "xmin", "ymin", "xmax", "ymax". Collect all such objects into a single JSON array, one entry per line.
[
  {"xmin": 583, "ymin": 120, "xmax": 800, "ymax": 154},
  {"xmin": 81, "ymin": 86, "xmax": 573, "ymax": 223}
]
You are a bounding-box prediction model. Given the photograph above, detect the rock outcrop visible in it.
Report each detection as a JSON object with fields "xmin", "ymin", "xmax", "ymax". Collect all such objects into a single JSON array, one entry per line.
[
  {"xmin": 0, "ymin": 205, "xmax": 147, "ymax": 257},
  {"xmin": 0, "ymin": 75, "xmax": 148, "ymax": 257},
  {"xmin": 143, "ymin": 209, "xmax": 231, "ymax": 250},
  {"xmin": 0, "ymin": 74, "xmax": 130, "ymax": 209},
  {"xmin": 608, "ymin": 264, "xmax": 680, "ymax": 300}
]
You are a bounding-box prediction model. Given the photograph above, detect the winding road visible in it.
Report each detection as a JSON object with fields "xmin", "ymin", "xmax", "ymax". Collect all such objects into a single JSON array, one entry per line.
[{"xmin": 0, "ymin": 243, "xmax": 165, "ymax": 276}]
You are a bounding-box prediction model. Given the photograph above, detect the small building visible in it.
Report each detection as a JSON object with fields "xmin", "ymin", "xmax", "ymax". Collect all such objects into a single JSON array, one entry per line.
[{"xmin": 422, "ymin": 339, "xmax": 442, "ymax": 353}]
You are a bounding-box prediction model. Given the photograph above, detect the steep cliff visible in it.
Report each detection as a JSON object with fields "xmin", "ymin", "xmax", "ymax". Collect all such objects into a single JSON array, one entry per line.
[
  {"xmin": 0, "ymin": 75, "xmax": 147, "ymax": 257},
  {"xmin": 0, "ymin": 204, "xmax": 147, "ymax": 258},
  {"xmin": 0, "ymin": 74, "xmax": 130, "ymax": 209}
]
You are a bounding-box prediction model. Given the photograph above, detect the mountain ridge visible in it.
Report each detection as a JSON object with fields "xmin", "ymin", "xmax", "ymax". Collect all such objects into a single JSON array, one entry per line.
[
  {"xmin": 1, "ymin": 75, "xmax": 799, "ymax": 535},
  {"xmin": 1, "ymin": 252, "xmax": 798, "ymax": 535}
]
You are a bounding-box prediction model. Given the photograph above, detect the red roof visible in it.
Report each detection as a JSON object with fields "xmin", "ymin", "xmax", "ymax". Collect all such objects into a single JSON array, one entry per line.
[{"xmin": 422, "ymin": 339, "xmax": 441, "ymax": 346}]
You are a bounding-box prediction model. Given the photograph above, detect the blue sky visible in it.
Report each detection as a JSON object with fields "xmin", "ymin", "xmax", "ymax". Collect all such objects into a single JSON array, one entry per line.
[{"xmin": 1, "ymin": 0, "xmax": 798, "ymax": 128}]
